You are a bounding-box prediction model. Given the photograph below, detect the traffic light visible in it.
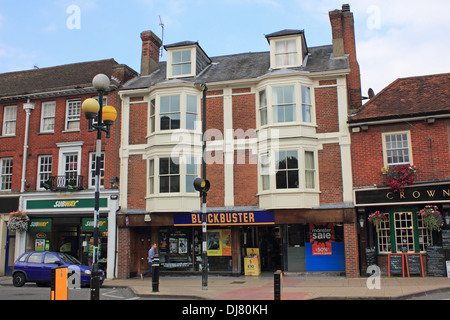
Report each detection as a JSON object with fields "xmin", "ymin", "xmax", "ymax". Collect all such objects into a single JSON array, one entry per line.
[{"xmin": 193, "ymin": 178, "xmax": 210, "ymax": 194}]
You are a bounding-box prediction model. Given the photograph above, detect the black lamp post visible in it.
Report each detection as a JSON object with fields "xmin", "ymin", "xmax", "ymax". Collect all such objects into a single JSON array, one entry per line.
[
  {"xmin": 194, "ymin": 79, "xmax": 209, "ymax": 290},
  {"xmin": 82, "ymin": 74, "xmax": 117, "ymax": 300}
]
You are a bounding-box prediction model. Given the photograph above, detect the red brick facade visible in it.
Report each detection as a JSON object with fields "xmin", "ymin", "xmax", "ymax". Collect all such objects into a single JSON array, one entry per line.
[
  {"xmin": 350, "ymin": 73, "xmax": 450, "ymax": 276},
  {"xmin": 118, "ymin": 5, "xmax": 362, "ymax": 278}
]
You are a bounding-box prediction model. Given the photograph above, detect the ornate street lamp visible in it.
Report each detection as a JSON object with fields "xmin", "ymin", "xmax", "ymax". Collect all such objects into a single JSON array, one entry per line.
[{"xmin": 82, "ymin": 74, "xmax": 117, "ymax": 300}]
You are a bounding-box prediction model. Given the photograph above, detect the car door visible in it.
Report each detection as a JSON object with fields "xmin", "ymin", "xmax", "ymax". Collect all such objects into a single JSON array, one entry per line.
[
  {"xmin": 25, "ymin": 252, "xmax": 44, "ymax": 281},
  {"xmin": 42, "ymin": 252, "xmax": 63, "ymax": 282}
]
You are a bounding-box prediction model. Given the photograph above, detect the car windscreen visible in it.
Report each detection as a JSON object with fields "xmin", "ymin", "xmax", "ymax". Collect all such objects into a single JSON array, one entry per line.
[{"xmin": 57, "ymin": 253, "xmax": 82, "ymax": 265}]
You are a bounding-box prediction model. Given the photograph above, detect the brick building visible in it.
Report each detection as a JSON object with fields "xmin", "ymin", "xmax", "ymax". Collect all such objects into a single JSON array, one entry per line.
[
  {"xmin": 350, "ymin": 73, "xmax": 450, "ymax": 277},
  {"xmin": 0, "ymin": 59, "xmax": 137, "ymax": 277},
  {"xmin": 117, "ymin": 5, "xmax": 362, "ymax": 278}
]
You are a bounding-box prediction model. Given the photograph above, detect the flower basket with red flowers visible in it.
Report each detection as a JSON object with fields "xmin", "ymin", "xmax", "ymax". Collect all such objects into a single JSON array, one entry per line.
[
  {"xmin": 368, "ymin": 211, "xmax": 388, "ymax": 233},
  {"xmin": 418, "ymin": 205, "xmax": 444, "ymax": 232},
  {"xmin": 383, "ymin": 164, "xmax": 416, "ymax": 192},
  {"xmin": 7, "ymin": 210, "xmax": 30, "ymax": 232}
]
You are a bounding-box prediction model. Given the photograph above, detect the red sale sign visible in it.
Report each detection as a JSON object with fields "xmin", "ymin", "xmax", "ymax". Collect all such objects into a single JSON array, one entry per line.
[{"xmin": 310, "ymin": 223, "xmax": 334, "ymax": 256}]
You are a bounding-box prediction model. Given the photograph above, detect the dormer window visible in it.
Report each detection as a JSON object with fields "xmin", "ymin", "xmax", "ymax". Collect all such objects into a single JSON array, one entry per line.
[
  {"xmin": 265, "ymin": 30, "xmax": 308, "ymax": 69},
  {"xmin": 172, "ymin": 49, "xmax": 192, "ymax": 76},
  {"xmin": 165, "ymin": 41, "xmax": 211, "ymax": 79},
  {"xmin": 275, "ymin": 39, "xmax": 298, "ymax": 66}
]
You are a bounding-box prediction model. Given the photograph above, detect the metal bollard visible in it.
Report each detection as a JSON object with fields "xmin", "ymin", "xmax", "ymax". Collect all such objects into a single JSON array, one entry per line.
[
  {"xmin": 274, "ymin": 270, "xmax": 283, "ymax": 300},
  {"xmin": 152, "ymin": 256, "xmax": 160, "ymax": 293}
]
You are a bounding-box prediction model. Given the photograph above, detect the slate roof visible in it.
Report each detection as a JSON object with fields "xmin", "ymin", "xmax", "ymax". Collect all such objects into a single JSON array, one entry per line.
[
  {"xmin": 0, "ymin": 59, "xmax": 129, "ymax": 101},
  {"xmin": 122, "ymin": 45, "xmax": 349, "ymax": 91},
  {"xmin": 349, "ymin": 73, "xmax": 450, "ymax": 123}
]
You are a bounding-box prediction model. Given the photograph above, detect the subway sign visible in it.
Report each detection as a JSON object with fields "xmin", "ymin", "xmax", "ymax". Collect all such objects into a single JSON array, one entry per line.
[
  {"xmin": 26, "ymin": 198, "xmax": 108, "ymax": 210},
  {"xmin": 174, "ymin": 211, "xmax": 275, "ymax": 226}
]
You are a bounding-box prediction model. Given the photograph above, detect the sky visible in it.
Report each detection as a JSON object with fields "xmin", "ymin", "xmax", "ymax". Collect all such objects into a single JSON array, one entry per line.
[{"xmin": 0, "ymin": 0, "xmax": 449, "ymax": 96}]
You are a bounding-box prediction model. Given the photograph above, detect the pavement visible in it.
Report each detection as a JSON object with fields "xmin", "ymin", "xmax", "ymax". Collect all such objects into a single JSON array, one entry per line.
[
  {"xmin": 2, "ymin": 273, "xmax": 450, "ymax": 300},
  {"xmin": 103, "ymin": 273, "xmax": 450, "ymax": 300}
]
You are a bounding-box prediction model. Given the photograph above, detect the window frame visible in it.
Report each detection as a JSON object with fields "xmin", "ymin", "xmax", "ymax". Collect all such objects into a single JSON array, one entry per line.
[
  {"xmin": 37, "ymin": 155, "xmax": 53, "ymax": 190},
  {"xmin": 167, "ymin": 47, "xmax": 196, "ymax": 79},
  {"xmin": 269, "ymin": 36, "xmax": 303, "ymax": 69},
  {"xmin": 275, "ymin": 150, "xmax": 299, "ymax": 190},
  {"xmin": 160, "ymin": 95, "xmax": 181, "ymax": 131},
  {"xmin": 375, "ymin": 209, "xmax": 433, "ymax": 254},
  {"xmin": 0, "ymin": 157, "xmax": 13, "ymax": 191},
  {"xmin": 272, "ymin": 85, "xmax": 296, "ymax": 123},
  {"xmin": 40, "ymin": 101, "xmax": 56, "ymax": 133},
  {"xmin": 159, "ymin": 157, "xmax": 180, "ymax": 194},
  {"xmin": 3, "ymin": 105, "xmax": 17, "ymax": 136},
  {"xmin": 65, "ymin": 99, "xmax": 81, "ymax": 131},
  {"xmin": 382, "ymin": 131, "xmax": 413, "ymax": 166}
]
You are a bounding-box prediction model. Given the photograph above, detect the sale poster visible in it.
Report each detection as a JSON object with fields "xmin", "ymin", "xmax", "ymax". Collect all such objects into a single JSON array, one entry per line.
[{"xmin": 310, "ymin": 223, "xmax": 334, "ymax": 256}]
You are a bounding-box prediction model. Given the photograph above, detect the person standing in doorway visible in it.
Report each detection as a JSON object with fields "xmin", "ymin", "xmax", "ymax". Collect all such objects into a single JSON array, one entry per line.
[{"xmin": 141, "ymin": 243, "xmax": 157, "ymax": 280}]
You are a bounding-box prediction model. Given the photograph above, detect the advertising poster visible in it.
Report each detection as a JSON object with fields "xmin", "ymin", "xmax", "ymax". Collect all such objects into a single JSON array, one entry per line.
[
  {"xmin": 222, "ymin": 229, "xmax": 232, "ymax": 256},
  {"xmin": 207, "ymin": 230, "xmax": 222, "ymax": 256},
  {"xmin": 310, "ymin": 223, "xmax": 334, "ymax": 256}
]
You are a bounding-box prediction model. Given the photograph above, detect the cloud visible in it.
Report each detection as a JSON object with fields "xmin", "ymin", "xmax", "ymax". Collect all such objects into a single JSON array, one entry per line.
[{"xmin": 354, "ymin": 1, "xmax": 450, "ymax": 94}]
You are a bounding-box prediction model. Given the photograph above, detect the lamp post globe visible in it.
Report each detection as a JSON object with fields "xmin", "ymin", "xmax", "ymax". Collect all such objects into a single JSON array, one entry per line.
[
  {"xmin": 102, "ymin": 105, "xmax": 118, "ymax": 124},
  {"xmin": 92, "ymin": 74, "xmax": 110, "ymax": 91}
]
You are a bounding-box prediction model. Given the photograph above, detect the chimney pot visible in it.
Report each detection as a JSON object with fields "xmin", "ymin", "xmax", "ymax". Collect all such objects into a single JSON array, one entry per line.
[{"xmin": 342, "ymin": 4, "xmax": 350, "ymax": 12}]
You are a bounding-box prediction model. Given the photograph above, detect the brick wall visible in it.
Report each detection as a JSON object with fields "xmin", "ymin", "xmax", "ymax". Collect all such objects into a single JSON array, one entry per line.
[
  {"xmin": 234, "ymin": 150, "xmax": 258, "ymax": 207},
  {"xmin": 318, "ymin": 143, "xmax": 343, "ymax": 204},
  {"xmin": 0, "ymin": 91, "xmax": 122, "ymax": 193},
  {"xmin": 344, "ymin": 218, "xmax": 360, "ymax": 278},
  {"xmin": 315, "ymin": 85, "xmax": 339, "ymax": 134},
  {"xmin": 352, "ymin": 120, "xmax": 450, "ymax": 187},
  {"xmin": 127, "ymin": 155, "xmax": 146, "ymax": 209},
  {"xmin": 117, "ymin": 227, "xmax": 131, "ymax": 279},
  {"xmin": 129, "ymin": 102, "xmax": 148, "ymax": 145}
]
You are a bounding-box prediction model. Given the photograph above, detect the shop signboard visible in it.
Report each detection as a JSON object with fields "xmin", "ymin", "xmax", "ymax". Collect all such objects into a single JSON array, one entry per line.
[
  {"xmin": 26, "ymin": 198, "xmax": 108, "ymax": 210},
  {"xmin": 81, "ymin": 218, "xmax": 108, "ymax": 231},
  {"xmin": 174, "ymin": 210, "xmax": 275, "ymax": 226},
  {"xmin": 29, "ymin": 218, "xmax": 52, "ymax": 232},
  {"xmin": 355, "ymin": 183, "xmax": 450, "ymax": 206}
]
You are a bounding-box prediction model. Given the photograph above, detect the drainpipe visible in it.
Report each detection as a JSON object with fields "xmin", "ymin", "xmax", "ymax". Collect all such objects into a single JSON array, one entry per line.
[
  {"xmin": 16, "ymin": 100, "xmax": 35, "ymax": 259},
  {"xmin": 20, "ymin": 100, "xmax": 35, "ymax": 194}
]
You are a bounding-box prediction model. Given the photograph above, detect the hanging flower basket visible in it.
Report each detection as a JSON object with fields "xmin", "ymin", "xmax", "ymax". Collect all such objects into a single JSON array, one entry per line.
[
  {"xmin": 383, "ymin": 164, "xmax": 417, "ymax": 192},
  {"xmin": 368, "ymin": 211, "xmax": 388, "ymax": 233},
  {"xmin": 418, "ymin": 205, "xmax": 444, "ymax": 232},
  {"xmin": 7, "ymin": 211, "xmax": 30, "ymax": 233}
]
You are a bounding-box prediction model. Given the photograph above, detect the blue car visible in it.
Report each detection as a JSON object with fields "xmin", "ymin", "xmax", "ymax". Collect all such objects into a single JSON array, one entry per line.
[{"xmin": 12, "ymin": 251, "xmax": 104, "ymax": 287}]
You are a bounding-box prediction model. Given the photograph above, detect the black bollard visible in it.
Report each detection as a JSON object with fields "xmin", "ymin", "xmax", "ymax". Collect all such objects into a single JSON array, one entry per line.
[
  {"xmin": 274, "ymin": 270, "xmax": 283, "ymax": 300},
  {"xmin": 152, "ymin": 256, "xmax": 160, "ymax": 293}
]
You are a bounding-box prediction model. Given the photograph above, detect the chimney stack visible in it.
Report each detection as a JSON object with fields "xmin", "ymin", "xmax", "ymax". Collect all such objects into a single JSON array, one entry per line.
[
  {"xmin": 140, "ymin": 30, "xmax": 163, "ymax": 76},
  {"xmin": 329, "ymin": 4, "xmax": 362, "ymax": 112}
]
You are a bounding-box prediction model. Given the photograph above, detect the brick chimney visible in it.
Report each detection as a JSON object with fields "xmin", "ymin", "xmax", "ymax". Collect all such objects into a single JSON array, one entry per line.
[
  {"xmin": 140, "ymin": 30, "xmax": 163, "ymax": 76},
  {"xmin": 329, "ymin": 4, "xmax": 362, "ymax": 112}
]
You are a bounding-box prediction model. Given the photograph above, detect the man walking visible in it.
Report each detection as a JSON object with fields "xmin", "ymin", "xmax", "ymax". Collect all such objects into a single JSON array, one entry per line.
[{"xmin": 141, "ymin": 243, "xmax": 157, "ymax": 280}]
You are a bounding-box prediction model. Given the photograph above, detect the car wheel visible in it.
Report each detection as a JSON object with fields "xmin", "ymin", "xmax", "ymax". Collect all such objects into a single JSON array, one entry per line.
[{"xmin": 13, "ymin": 273, "xmax": 26, "ymax": 287}]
